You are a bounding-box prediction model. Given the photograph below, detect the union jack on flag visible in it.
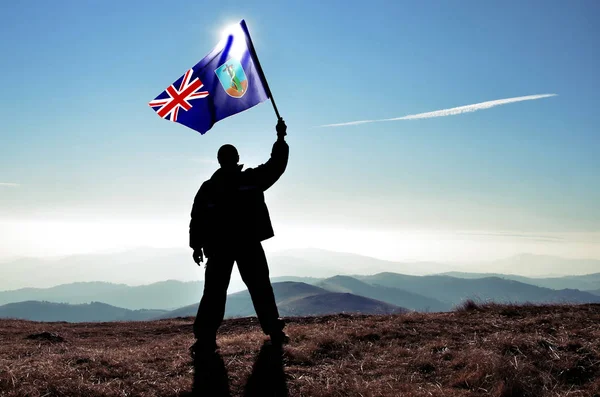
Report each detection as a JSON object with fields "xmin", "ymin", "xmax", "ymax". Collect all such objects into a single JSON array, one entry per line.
[
  {"xmin": 148, "ymin": 69, "xmax": 209, "ymax": 122},
  {"xmin": 148, "ymin": 20, "xmax": 270, "ymax": 135}
]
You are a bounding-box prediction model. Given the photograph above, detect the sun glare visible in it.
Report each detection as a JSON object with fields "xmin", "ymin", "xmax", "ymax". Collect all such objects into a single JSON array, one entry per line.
[{"xmin": 219, "ymin": 22, "xmax": 242, "ymax": 41}]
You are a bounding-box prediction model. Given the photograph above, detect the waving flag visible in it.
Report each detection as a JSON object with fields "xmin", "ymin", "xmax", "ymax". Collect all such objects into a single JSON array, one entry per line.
[{"xmin": 149, "ymin": 20, "xmax": 271, "ymax": 135}]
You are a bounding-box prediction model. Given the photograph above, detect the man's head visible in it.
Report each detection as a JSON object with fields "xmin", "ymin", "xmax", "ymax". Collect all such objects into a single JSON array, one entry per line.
[{"xmin": 217, "ymin": 144, "xmax": 239, "ymax": 168}]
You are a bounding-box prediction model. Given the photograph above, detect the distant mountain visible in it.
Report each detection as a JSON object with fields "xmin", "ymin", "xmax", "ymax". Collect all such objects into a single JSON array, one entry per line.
[
  {"xmin": 157, "ymin": 281, "xmax": 406, "ymax": 319},
  {"xmin": 0, "ymin": 301, "xmax": 166, "ymax": 322},
  {"xmin": 271, "ymin": 282, "xmax": 329, "ymax": 302},
  {"xmin": 0, "ymin": 280, "xmax": 205, "ymax": 310},
  {"xmin": 278, "ymin": 293, "xmax": 404, "ymax": 316},
  {"xmin": 440, "ymin": 272, "xmax": 600, "ymax": 291},
  {"xmin": 357, "ymin": 273, "xmax": 600, "ymax": 307},
  {"xmin": 589, "ymin": 289, "xmax": 600, "ymax": 296},
  {"xmin": 318, "ymin": 276, "xmax": 450, "ymax": 312}
]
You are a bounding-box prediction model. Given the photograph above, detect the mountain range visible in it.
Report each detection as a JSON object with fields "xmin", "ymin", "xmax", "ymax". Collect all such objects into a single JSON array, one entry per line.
[
  {"xmin": 1, "ymin": 249, "xmax": 599, "ymax": 322},
  {"xmin": 2, "ymin": 272, "xmax": 600, "ymax": 322}
]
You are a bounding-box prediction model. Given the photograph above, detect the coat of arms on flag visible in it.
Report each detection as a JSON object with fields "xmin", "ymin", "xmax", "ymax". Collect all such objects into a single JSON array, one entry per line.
[
  {"xmin": 148, "ymin": 20, "xmax": 275, "ymax": 135},
  {"xmin": 215, "ymin": 59, "xmax": 248, "ymax": 98}
]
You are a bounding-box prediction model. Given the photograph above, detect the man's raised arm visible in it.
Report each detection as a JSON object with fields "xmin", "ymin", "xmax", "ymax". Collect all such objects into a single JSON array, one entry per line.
[{"xmin": 248, "ymin": 119, "xmax": 289, "ymax": 191}]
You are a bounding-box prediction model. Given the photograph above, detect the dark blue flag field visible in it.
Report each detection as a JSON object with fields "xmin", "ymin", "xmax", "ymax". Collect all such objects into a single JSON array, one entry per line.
[{"xmin": 149, "ymin": 20, "xmax": 271, "ymax": 135}]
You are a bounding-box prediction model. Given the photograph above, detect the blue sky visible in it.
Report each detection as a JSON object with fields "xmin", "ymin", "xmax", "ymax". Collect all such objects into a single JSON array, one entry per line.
[{"xmin": 0, "ymin": 0, "xmax": 599, "ymax": 261}]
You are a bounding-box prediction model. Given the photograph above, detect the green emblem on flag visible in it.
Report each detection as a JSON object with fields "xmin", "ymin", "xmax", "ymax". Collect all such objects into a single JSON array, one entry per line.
[{"xmin": 215, "ymin": 59, "xmax": 248, "ymax": 98}]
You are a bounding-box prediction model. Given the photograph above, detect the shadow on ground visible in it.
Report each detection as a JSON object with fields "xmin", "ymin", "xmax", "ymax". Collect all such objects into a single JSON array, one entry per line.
[
  {"xmin": 181, "ymin": 341, "xmax": 288, "ymax": 397},
  {"xmin": 244, "ymin": 341, "xmax": 288, "ymax": 397}
]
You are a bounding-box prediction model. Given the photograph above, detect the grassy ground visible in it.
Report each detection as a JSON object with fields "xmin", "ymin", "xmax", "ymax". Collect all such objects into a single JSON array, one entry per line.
[{"xmin": 1, "ymin": 303, "xmax": 599, "ymax": 396}]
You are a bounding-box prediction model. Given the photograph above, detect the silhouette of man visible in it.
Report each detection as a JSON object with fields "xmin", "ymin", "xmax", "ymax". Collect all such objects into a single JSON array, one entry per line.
[{"xmin": 189, "ymin": 119, "xmax": 289, "ymax": 355}]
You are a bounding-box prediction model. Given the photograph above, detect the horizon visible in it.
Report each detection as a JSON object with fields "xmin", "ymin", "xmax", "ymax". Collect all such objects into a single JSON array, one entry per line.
[{"xmin": 1, "ymin": 1, "xmax": 599, "ymax": 287}]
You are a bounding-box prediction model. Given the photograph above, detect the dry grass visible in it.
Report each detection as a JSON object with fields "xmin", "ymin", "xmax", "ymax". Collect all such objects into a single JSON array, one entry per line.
[{"xmin": 1, "ymin": 304, "xmax": 599, "ymax": 396}]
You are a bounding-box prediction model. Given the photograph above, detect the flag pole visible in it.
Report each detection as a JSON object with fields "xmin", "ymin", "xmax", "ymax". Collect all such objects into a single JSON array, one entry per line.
[{"xmin": 241, "ymin": 20, "xmax": 282, "ymax": 121}]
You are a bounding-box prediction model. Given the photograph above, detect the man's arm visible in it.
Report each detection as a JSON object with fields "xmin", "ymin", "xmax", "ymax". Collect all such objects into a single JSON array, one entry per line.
[{"xmin": 247, "ymin": 120, "xmax": 289, "ymax": 191}]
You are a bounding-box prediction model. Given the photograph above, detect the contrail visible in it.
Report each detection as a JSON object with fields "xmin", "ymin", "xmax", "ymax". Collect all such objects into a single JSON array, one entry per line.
[
  {"xmin": 0, "ymin": 183, "xmax": 19, "ymax": 187},
  {"xmin": 319, "ymin": 94, "xmax": 557, "ymax": 127}
]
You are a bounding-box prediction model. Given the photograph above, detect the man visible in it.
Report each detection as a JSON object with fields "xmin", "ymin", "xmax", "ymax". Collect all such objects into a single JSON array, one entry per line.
[{"xmin": 189, "ymin": 119, "xmax": 289, "ymax": 355}]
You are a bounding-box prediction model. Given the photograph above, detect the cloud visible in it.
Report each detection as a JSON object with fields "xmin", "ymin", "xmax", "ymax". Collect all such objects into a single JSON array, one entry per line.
[
  {"xmin": 319, "ymin": 94, "xmax": 557, "ymax": 127},
  {"xmin": 0, "ymin": 183, "xmax": 19, "ymax": 187}
]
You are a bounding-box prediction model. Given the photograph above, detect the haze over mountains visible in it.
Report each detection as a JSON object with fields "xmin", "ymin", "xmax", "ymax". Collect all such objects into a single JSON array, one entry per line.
[
  {"xmin": 1, "ymin": 248, "xmax": 599, "ymax": 291},
  {"xmin": 0, "ymin": 248, "xmax": 202, "ymax": 290}
]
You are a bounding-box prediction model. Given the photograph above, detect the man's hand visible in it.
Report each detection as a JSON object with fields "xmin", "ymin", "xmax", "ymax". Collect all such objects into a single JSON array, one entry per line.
[
  {"xmin": 276, "ymin": 118, "xmax": 287, "ymax": 139},
  {"xmin": 192, "ymin": 249, "xmax": 204, "ymax": 266}
]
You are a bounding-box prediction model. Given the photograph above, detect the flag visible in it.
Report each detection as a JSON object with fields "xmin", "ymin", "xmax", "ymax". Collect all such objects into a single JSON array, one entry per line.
[{"xmin": 149, "ymin": 20, "xmax": 270, "ymax": 135}]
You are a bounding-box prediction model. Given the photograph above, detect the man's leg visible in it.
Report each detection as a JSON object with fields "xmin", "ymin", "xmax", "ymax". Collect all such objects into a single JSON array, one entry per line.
[
  {"xmin": 236, "ymin": 242, "xmax": 285, "ymax": 338},
  {"xmin": 193, "ymin": 253, "xmax": 235, "ymax": 346}
]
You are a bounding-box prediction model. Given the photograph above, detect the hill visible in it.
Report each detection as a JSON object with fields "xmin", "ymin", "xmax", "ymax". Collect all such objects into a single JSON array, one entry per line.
[
  {"xmin": 0, "ymin": 304, "xmax": 598, "ymax": 396},
  {"xmin": 318, "ymin": 275, "xmax": 450, "ymax": 312},
  {"xmin": 357, "ymin": 273, "xmax": 600, "ymax": 307},
  {"xmin": 277, "ymin": 292, "xmax": 403, "ymax": 316},
  {"xmin": 0, "ymin": 301, "xmax": 165, "ymax": 322}
]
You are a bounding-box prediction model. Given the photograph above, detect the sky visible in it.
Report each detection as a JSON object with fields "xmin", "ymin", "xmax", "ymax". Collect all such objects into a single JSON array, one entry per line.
[{"xmin": 0, "ymin": 0, "xmax": 599, "ymax": 268}]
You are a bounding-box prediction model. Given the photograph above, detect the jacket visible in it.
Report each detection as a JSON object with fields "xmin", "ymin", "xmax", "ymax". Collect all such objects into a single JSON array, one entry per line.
[{"xmin": 189, "ymin": 139, "xmax": 289, "ymax": 254}]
